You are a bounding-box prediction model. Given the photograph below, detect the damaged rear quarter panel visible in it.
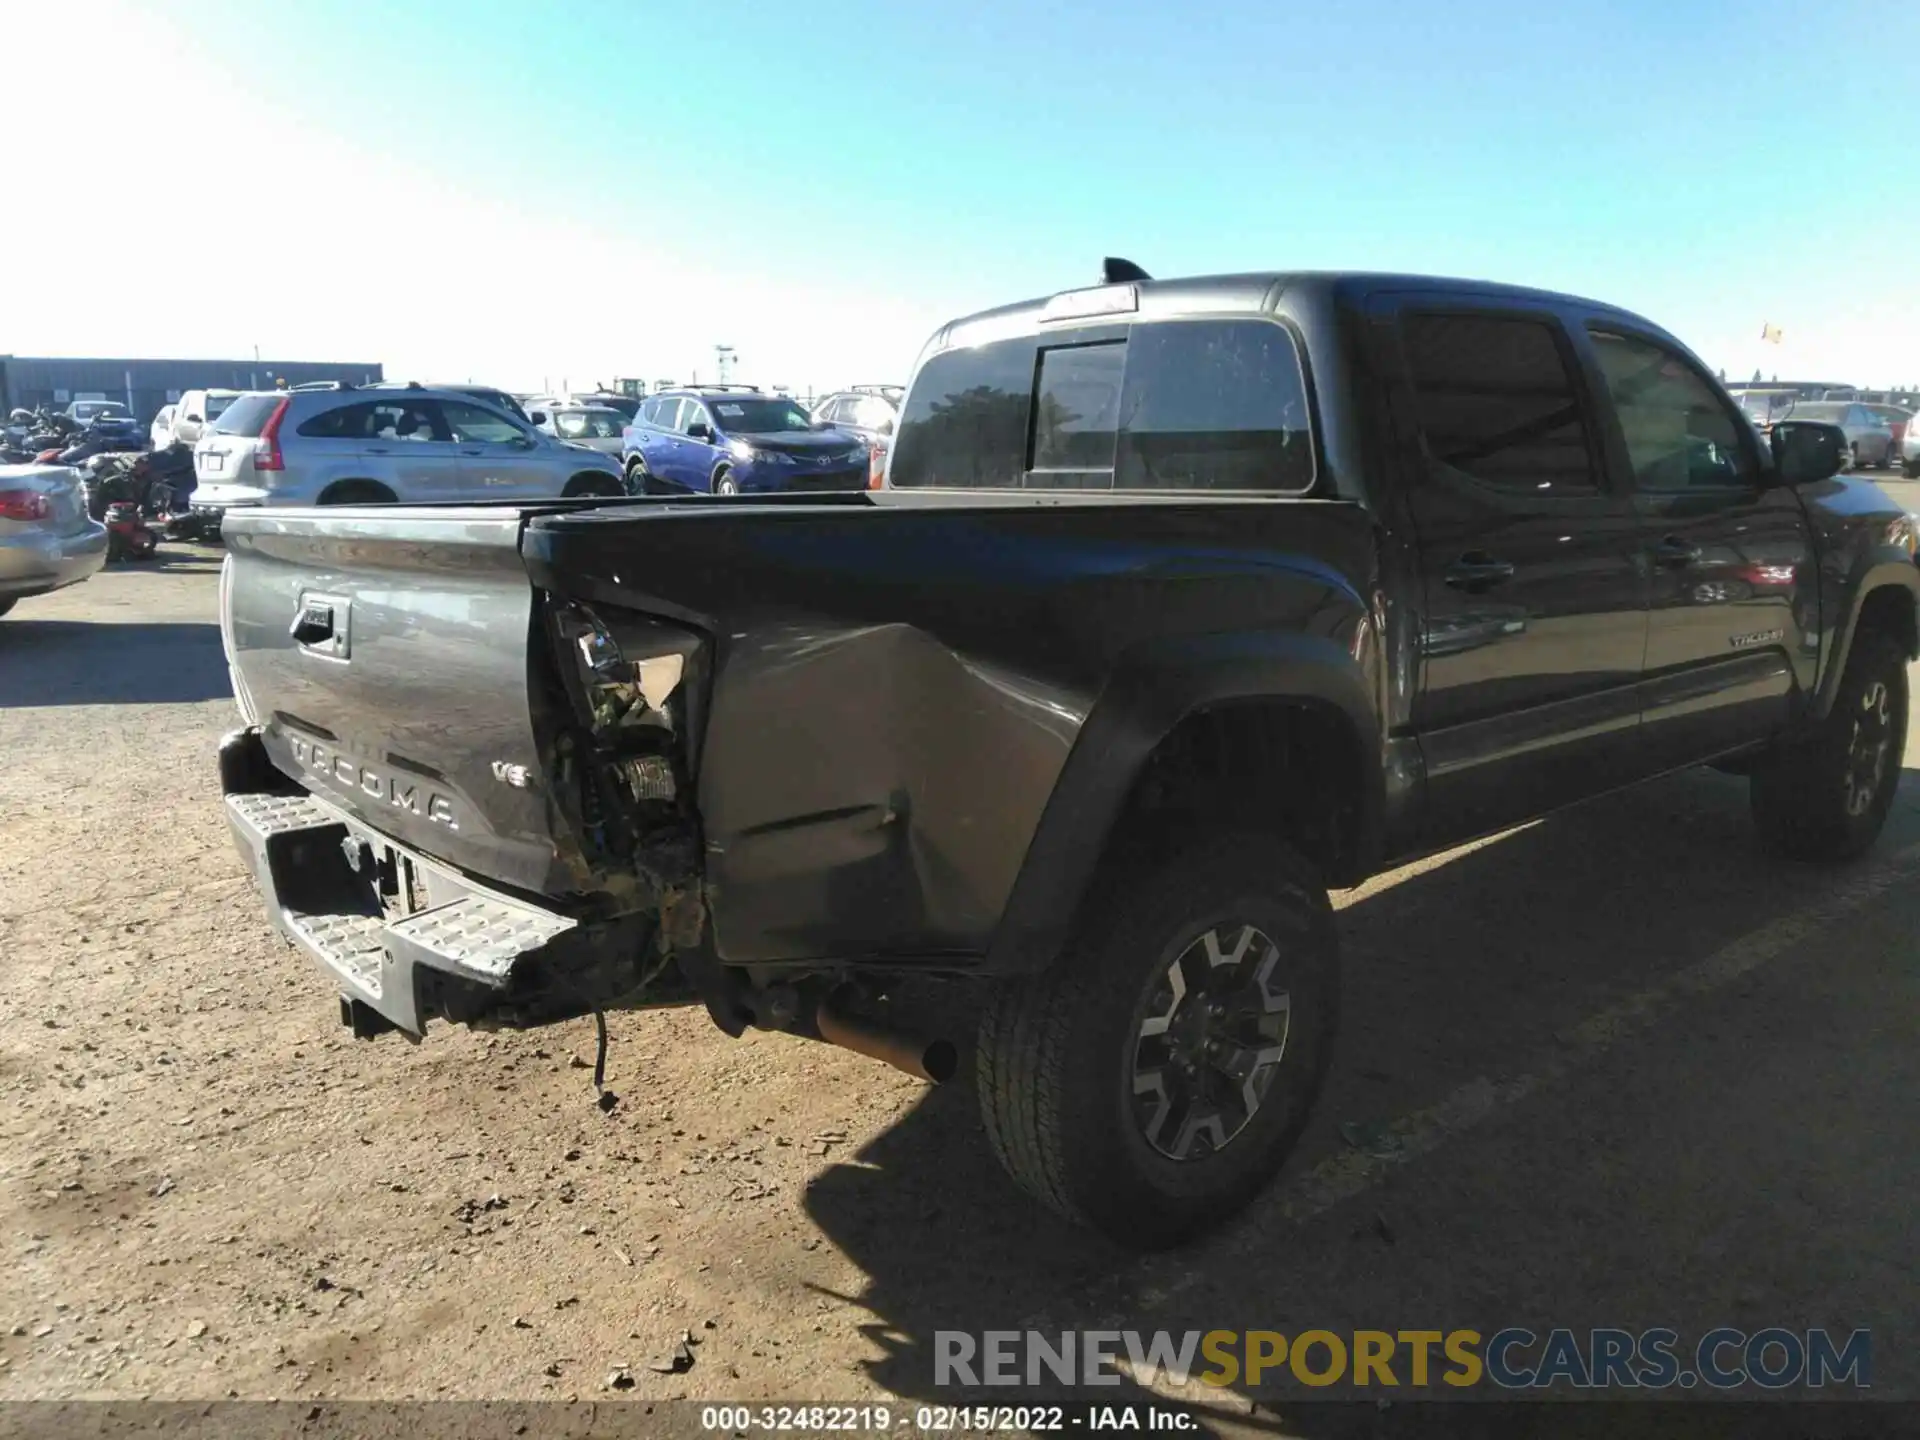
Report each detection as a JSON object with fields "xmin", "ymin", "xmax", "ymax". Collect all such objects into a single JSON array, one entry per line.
[{"xmin": 526, "ymin": 496, "xmax": 1379, "ymax": 967}]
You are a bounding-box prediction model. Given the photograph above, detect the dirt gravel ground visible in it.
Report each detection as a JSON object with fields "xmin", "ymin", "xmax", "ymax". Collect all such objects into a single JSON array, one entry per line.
[{"xmin": 3, "ymin": 547, "xmax": 1920, "ymax": 1418}]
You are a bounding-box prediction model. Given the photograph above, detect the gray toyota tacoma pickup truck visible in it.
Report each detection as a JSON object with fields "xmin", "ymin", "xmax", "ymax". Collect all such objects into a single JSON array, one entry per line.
[{"xmin": 218, "ymin": 265, "xmax": 1920, "ymax": 1247}]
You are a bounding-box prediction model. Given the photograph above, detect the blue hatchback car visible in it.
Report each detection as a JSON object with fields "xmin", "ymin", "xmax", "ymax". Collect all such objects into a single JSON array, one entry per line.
[{"xmin": 620, "ymin": 387, "xmax": 871, "ymax": 495}]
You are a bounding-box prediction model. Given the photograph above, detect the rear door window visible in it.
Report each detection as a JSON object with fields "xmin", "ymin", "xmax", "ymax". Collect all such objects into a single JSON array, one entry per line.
[
  {"xmin": 297, "ymin": 402, "xmax": 377, "ymax": 439},
  {"xmin": 1398, "ymin": 312, "xmax": 1598, "ymax": 495},
  {"xmin": 442, "ymin": 401, "xmax": 525, "ymax": 444}
]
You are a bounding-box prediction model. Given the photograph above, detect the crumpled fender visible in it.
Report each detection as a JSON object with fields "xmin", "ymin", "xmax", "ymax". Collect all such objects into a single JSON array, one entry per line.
[{"xmin": 983, "ymin": 626, "xmax": 1383, "ymax": 976}]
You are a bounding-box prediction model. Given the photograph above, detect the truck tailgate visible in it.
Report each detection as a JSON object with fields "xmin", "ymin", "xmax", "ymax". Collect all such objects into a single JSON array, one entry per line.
[{"xmin": 223, "ymin": 509, "xmax": 560, "ymax": 892}]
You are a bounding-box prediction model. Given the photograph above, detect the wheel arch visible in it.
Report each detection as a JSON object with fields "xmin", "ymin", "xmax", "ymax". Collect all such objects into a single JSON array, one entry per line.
[
  {"xmin": 1816, "ymin": 563, "xmax": 1920, "ymax": 719},
  {"xmin": 983, "ymin": 631, "xmax": 1383, "ymax": 976},
  {"xmin": 315, "ymin": 477, "xmax": 397, "ymax": 505},
  {"xmin": 562, "ymin": 470, "xmax": 622, "ymax": 497}
]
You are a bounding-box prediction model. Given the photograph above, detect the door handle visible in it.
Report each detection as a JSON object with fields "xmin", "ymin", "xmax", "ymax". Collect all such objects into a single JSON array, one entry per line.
[
  {"xmin": 1650, "ymin": 536, "xmax": 1703, "ymax": 568},
  {"xmin": 365, "ymin": 446, "xmax": 391, "ymax": 454},
  {"xmin": 1443, "ymin": 552, "xmax": 1516, "ymax": 591}
]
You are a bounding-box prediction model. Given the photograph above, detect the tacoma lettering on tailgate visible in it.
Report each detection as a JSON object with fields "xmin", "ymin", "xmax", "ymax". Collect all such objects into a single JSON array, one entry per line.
[{"xmin": 287, "ymin": 736, "xmax": 460, "ymax": 829}]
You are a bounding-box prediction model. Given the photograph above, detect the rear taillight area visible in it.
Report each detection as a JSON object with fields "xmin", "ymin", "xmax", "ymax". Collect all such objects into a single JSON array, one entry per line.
[
  {"xmin": 540, "ymin": 597, "xmax": 708, "ymax": 915},
  {"xmin": 0, "ymin": 489, "xmax": 53, "ymax": 522},
  {"xmin": 251, "ymin": 396, "xmax": 291, "ymax": 473},
  {"xmin": 867, "ymin": 443, "xmax": 889, "ymax": 490}
]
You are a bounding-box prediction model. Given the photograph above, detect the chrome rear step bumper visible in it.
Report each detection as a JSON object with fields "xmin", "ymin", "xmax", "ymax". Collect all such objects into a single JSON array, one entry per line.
[{"xmin": 224, "ymin": 787, "xmax": 582, "ymax": 1036}]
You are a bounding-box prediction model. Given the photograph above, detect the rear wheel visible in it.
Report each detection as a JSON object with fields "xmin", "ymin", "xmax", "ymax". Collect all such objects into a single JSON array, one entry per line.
[
  {"xmin": 317, "ymin": 480, "xmax": 397, "ymax": 506},
  {"xmin": 977, "ymin": 834, "xmax": 1338, "ymax": 1248},
  {"xmin": 713, "ymin": 467, "xmax": 739, "ymax": 497},
  {"xmin": 625, "ymin": 458, "xmax": 660, "ymax": 494},
  {"xmin": 1751, "ymin": 629, "xmax": 1907, "ymax": 862},
  {"xmin": 1905, "ymin": 457, "xmax": 1920, "ymax": 480},
  {"xmin": 562, "ymin": 473, "xmax": 622, "ymax": 498}
]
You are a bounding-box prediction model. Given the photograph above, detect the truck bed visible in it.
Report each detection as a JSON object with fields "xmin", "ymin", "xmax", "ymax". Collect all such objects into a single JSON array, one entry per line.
[{"xmin": 222, "ymin": 493, "xmax": 1377, "ymax": 970}]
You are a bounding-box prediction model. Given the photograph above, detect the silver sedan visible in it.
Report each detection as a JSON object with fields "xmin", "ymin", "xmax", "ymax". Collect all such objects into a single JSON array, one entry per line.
[{"xmin": 0, "ymin": 464, "xmax": 109, "ymax": 618}]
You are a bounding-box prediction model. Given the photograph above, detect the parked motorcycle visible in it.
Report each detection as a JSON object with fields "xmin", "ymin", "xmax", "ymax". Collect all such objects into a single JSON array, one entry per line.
[
  {"xmin": 81, "ymin": 451, "xmax": 189, "ymax": 556},
  {"xmin": 18, "ymin": 407, "xmax": 81, "ymax": 455},
  {"xmin": 53, "ymin": 415, "xmax": 147, "ymax": 466},
  {"xmin": 1, "ymin": 408, "xmax": 40, "ymax": 461},
  {"xmin": 104, "ymin": 502, "xmax": 159, "ymax": 561}
]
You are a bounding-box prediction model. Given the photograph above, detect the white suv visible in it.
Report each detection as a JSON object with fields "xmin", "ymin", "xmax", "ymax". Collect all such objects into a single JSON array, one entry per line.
[
  {"xmin": 171, "ymin": 389, "xmax": 244, "ymax": 446},
  {"xmin": 189, "ymin": 386, "xmax": 626, "ymax": 531}
]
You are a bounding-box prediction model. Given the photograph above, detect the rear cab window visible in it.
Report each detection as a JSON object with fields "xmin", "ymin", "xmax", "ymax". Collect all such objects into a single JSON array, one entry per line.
[{"xmin": 889, "ymin": 317, "xmax": 1316, "ymax": 493}]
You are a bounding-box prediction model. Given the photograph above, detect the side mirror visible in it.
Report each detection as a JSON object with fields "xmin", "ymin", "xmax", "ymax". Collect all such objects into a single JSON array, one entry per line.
[
  {"xmin": 1770, "ymin": 421, "xmax": 1846, "ymax": 485},
  {"xmin": 688, "ymin": 422, "xmax": 713, "ymax": 442}
]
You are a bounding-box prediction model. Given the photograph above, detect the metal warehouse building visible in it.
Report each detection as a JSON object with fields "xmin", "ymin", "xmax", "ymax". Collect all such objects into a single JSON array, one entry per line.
[{"xmin": 0, "ymin": 355, "xmax": 384, "ymax": 424}]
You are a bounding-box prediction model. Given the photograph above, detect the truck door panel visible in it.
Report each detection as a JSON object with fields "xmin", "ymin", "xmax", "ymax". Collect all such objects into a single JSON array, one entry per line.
[
  {"xmin": 1371, "ymin": 297, "xmax": 1650, "ymax": 847},
  {"xmin": 1579, "ymin": 326, "xmax": 1817, "ymax": 770}
]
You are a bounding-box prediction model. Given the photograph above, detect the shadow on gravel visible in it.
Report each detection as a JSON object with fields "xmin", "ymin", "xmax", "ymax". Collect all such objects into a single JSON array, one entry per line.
[
  {"xmin": 150, "ymin": 551, "xmax": 226, "ymax": 572},
  {"xmin": 799, "ymin": 763, "xmax": 1920, "ymax": 1431},
  {"xmin": 0, "ymin": 618, "xmax": 230, "ymax": 706}
]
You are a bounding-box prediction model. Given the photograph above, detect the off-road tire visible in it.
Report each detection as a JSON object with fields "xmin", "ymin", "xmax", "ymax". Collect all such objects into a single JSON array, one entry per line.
[
  {"xmin": 1752, "ymin": 629, "xmax": 1907, "ymax": 862},
  {"xmin": 976, "ymin": 834, "xmax": 1339, "ymax": 1248}
]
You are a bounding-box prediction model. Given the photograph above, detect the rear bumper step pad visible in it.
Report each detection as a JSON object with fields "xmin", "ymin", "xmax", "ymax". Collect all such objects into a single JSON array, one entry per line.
[{"xmin": 225, "ymin": 791, "xmax": 578, "ymax": 1034}]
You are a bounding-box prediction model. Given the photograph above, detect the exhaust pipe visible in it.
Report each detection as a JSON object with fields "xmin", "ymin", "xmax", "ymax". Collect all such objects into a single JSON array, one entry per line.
[{"xmin": 815, "ymin": 988, "xmax": 958, "ymax": 1085}]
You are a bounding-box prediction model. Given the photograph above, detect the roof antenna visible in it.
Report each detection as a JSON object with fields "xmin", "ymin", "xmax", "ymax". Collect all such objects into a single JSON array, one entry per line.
[{"xmin": 1101, "ymin": 257, "xmax": 1151, "ymax": 284}]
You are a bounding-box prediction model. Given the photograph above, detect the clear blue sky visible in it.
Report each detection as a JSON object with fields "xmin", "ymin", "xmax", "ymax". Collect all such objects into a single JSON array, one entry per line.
[{"xmin": 19, "ymin": 0, "xmax": 1918, "ymax": 388}]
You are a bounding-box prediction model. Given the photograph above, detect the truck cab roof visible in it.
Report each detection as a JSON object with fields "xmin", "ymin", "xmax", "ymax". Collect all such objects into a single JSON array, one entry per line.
[{"xmin": 932, "ymin": 270, "xmax": 1652, "ymax": 354}]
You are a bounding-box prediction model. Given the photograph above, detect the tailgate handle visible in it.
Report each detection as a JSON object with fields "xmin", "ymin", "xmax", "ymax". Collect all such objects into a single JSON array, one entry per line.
[
  {"xmin": 290, "ymin": 594, "xmax": 351, "ymax": 658},
  {"xmin": 291, "ymin": 603, "xmax": 334, "ymax": 646}
]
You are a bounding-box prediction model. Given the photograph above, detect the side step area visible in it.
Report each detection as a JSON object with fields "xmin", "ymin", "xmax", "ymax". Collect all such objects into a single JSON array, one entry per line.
[{"xmin": 225, "ymin": 791, "xmax": 579, "ymax": 1035}]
